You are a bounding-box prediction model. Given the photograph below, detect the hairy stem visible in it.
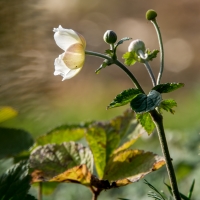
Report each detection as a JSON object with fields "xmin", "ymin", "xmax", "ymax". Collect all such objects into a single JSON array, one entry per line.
[
  {"xmin": 151, "ymin": 19, "xmax": 164, "ymax": 85},
  {"xmin": 144, "ymin": 61, "xmax": 156, "ymax": 86},
  {"xmin": 150, "ymin": 109, "xmax": 181, "ymax": 200},
  {"xmin": 85, "ymin": 50, "xmax": 144, "ymax": 93}
]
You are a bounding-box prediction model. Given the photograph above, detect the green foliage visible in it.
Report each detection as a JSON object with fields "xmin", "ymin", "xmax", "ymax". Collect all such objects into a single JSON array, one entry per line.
[
  {"xmin": 0, "ymin": 161, "xmax": 37, "ymax": 200},
  {"xmin": 152, "ymin": 83, "xmax": 184, "ymax": 93},
  {"xmin": 29, "ymin": 141, "xmax": 94, "ymax": 180},
  {"xmin": 95, "ymin": 59, "xmax": 113, "ymax": 74},
  {"xmin": 159, "ymin": 99, "xmax": 177, "ymax": 114},
  {"xmin": 130, "ymin": 90, "xmax": 162, "ymax": 113},
  {"xmin": 136, "ymin": 113, "xmax": 155, "ymax": 135},
  {"xmin": 107, "ymin": 88, "xmax": 142, "ymax": 109},
  {"xmin": 122, "ymin": 51, "xmax": 139, "ymax": 66},
  {"xmin": 35, "ymin": 123, "xmax": 88, "ymax": 146},
  {"xmin": 0, "ymin": 127, "xmax": 34, "ymax": 159},
  {"xmin": 0, "ymin": 106, "xmax": 18, "ymax": 123},
  {"xmin": 146, "ymin": 49, "xmax": 159, "ymax": 61}
]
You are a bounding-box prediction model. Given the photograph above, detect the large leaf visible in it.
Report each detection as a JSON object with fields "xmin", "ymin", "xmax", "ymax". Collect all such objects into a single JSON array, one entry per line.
[
  {"xmin": 152, "ymin": 83, "xmax": 184, "ymax": 93},
  {"xmin": 136, "ymin": 113, "xmax": 155, "ymax": 135},
  {"xmin": 107, "ymin": 88, "xmax": 142, "ymax": 109},
  {"xmin": 103, "ymin": 149, "xmax": 165, "ymax": 186},
  {"xmin": 85, "ymin": 110, "xmax": 140, "ymax": 178},
  {"xmin": 0, "ymin": 127, "xmax": 34, "ymax": 159},
  {"xmin": 36, "ymin": 124, "xmax": 88, "ymax": 146},
  {"xmin": 29, "ymin": 142, "xmax": 93, "ymax": 183},
  {"xmin": 0, "ymin": 106, "xmax": 17, "ymax": 123},
  {"xmin": 130, "ymin": 90, "xmax": 162, "ymax": 113},
  {"xmin": 0, "ymin": 161, "xmax": 37, "ymax": 200}
]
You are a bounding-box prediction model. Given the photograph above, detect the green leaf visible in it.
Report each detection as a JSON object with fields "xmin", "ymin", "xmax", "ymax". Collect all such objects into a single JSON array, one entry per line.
[
  {"xmin": 103, "ymin": 149, "xmax": 165, "ymax": 184},
  {"xmin": 0, "ymin": 106, "xmax": 18, "ymax": 123},
  {"xmin": 136, "ymin": 113, "xmax": 155, "ymax": 135},
  {"xmin": 0, "ymin": 127, "xmax": 34, "ymax": 159},
  {"xmin": 107, "ymin": 88, "xmax": 142, "ymax": 109},
  {"xmin": 85, "ymin": 126, "xmax": 107, "ymax": 179},
  {"xmin": 105, "ymin": 49, "xmax": 113, "ymax": 56},
  {"xmin": 130, "ymin": 90, "xmax": 162, "ymax": 113},
  {"xmin": 36, "ymin": 124, "xmax": 88, "ymax": 146},
  {"xmin": 115, "ymin": 37, "xmax": 132, "ymax": 48},
  {"xmin": 95, "ymin": 59, "xmax": 113, "ymax": 74},
  {"xmin": 122, "ymin": 52, "xmax": 138, "ymax": 66},
  {"xmin": 159, "ymin": 99, "xmax": 177, "ymax": 114},
  {"xmin": 188, "ymin": 180, "xmax": 195, "ymax": 199},
  {"xmin": 0, "ymin": 161, "xmax": 37, "ymax": 200},
  {"xmin": 86, "ymin": 110, "xmax": 137, "ymax": 178},
  {"xmin": 146, "ymin": 49, "xmax": 159, "ymax": 61},
  {"xmin": 29, "ymin": 142, "xmax": 94, "ymax": 181},
  {"xmin": 152, "ymin": 83, "xmax": 184, "ymax": 93}
]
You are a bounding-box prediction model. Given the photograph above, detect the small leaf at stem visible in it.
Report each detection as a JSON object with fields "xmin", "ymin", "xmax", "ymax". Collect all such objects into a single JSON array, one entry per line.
[
  {"xmin": 122, "ymin": 52, "xmax": 138, "ymax": 66},
  {"xmin": 0, "ymin": 106, "xmax": 18, "ymax": 123},
  {"xmin": 152, "ymin": 83, "xmax": 184, "ymax": 93},
  {"xmin": 146, "ymin": 49, "xmax": 159, "ymax": 61},
  {"xmin": 136, "ymin": 113, "xmax": 155, "ymax": 135},
  {"xmin": 159, "ymin": 99, "xmax": 177, "ymax": 114},
  {"xmin": 107, "ymin": 88, "xmax": 142, "ymax": 109},
  {"xmin": 130, "ymin": 90, "xmax": 162, "ymax": 113},
  {"xmin": 95, "ymin": 59, "xmax": 112, "ymax": 74},
  {"xmin": 115, "ymin": 37, "xmax": 132, "ymax": 48}
]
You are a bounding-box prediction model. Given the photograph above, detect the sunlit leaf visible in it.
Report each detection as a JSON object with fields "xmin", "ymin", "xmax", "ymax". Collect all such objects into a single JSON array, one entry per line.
[
  {"xmin": 0, "ymin": 127, "xmax": 34, "ymax": 159},
  {"xmin": 152, "ymin": 83, "xmax": 184, "ymax": 93},
  {"xmin": 130, "ymin": 90, "xmax": 162, "ymax": 113},
  {"xmin": 29, "ymin": 142, "xmax": 94, "ymax": 183},
  {"xmin": 136, "ymin": 113, "xmax": 155, "ymax": 135},
  {"xmin": 85, "ymin": 126, "xmax": 107, "ymax": 179},
  {"xmin": 36, "ymin": 124, "xmax": 88, "ymax": 146},
  {"xmin": 122, "ymin": 52, "xmax": 137, "ymax": 66},
  {"xmin": 0, "ymin": 106, "xmax": 17, "ymax": 123},
  {"xmin": 103, "ymin": 149, "xmax": 165, "ymax": 186},
  {"xmin": 0, "ymin": 161, "xmax": 36, "ymax": 200},
  {"xmin": 107, "ymin": 88, "xmax": 142, "ymax": 109},
  {"xmin": 159, "ymin": 99, "xmax": 177, "ymax": 114}
]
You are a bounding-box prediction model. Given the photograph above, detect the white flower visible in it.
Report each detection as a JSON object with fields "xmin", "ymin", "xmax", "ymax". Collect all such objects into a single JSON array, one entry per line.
[{"xmin": 53, "ymin": 25, "xmax": 86, "ymax": 81}]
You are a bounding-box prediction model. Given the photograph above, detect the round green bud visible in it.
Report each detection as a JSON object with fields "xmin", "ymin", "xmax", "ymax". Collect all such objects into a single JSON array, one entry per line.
[
  {"xmin": 103, "ymin": 30, "xmax": 117, "ymax": 44},
  {"xmin": 128, "ymin": 39, "xmax": 146, "ymax": 53},
  {"xmin": 146, "ymin": 9, "xmax": 157, "ymax": 20}
]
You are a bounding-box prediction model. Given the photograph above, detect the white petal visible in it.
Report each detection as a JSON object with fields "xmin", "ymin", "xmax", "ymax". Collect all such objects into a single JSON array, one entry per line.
[
  {"xmin": 54, "ymin": 53, "xmax": 82, "ymax": 81},
  {"xmin": 53, "ymin": 25, "xmax": 82, "ymax": 51}
]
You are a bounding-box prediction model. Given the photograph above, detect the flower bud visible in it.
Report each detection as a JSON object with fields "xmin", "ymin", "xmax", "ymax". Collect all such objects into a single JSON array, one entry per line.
[
  {"xmin": 146, "ymin": 9, "xmax": 157, "ymax": 21},
  {"xmin": 128, "ymin": 39, "xmax": 146, "ymax": 53},
  {"xmin": 103, "ymin": 30, "xmax": 117, "ymax": 44}
]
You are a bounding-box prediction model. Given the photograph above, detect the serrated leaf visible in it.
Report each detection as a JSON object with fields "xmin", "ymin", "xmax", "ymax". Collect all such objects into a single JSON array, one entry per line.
[
  {"xmin": 146, "ymin": 49, "xmax": 159, "ymax": 61},
  {"xmin": 0, "ymin": 161, "xmax": 36, "ymax": 200},
  {"xmin": 29, "ymin": 142, "xmax": 94, "ymax": 182},
  {"xmin": 159, "ymin": 99, "xmax": 177, "ymax": 114},
  {"xmin": 0, "ymin": 127, "xmax": 34, "ymax": 159},
  {"xmin": 36, "ymin": 124, "xmax": 87, "ymax": 146},
  {"xmin": 107, "ymin": 88, "xmax": 142, "ymax": 109},
  {"xmin": 86, "ymin": 110, "xmax": 137, "ymax": 178},
  {"xmin": 122, "ymin": 52, "xmax": 137, "ymax": 66},
  {"xmin": 103, "ymin": 149, "xmax": 165, "ymax": 185},
  {"xmin": 115, "ymin": 37, "xmax": 132, "ymax": 48},
  {"xmin": 152, "ymin": 83, "xmax": 184, "ymax": 93},
  {"xmin": 130, "ymin": 90, "xmax": 162, "ymax": 113},
  {"xmin": 0, "ymin": 106, "xmax": 18, "ymax": 123},
  {"xmin": 136, "ymin": 113, "xmax": 155, "ymax": 135}
]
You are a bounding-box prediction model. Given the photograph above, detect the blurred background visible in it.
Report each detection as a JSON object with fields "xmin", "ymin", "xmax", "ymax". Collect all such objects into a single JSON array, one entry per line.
[{"xmin": 0, "ymin": 0, "xmax": 200, "ymax": 199}]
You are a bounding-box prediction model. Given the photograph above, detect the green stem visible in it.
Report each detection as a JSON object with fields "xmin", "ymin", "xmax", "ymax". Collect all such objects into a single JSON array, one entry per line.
[
  {"xmin": 38, "ymin": 182, "xmax": 43, "ymax": 200},
  {"xmin": 144, "ymin": 61, "xmax": 156, "ymax": 86},
  {"xmin": 85, "ymin": 50, "xmax": 144, "ymax": 93},
  {"xmin": 151, "ymin": 19, "xmax": 164, "ymax": 85},
  {"xmin": 150, "ymin": 110, "xmax": 181, "ymax": 200}
]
